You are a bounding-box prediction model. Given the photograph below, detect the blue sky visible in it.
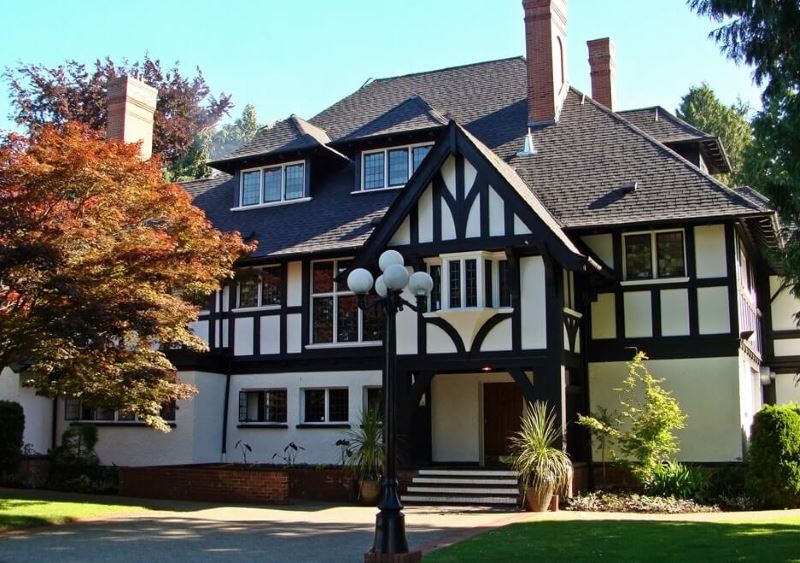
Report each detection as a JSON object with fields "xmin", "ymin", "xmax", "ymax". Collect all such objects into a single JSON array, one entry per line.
[{"xmin": 0, "ymin": 0, "xmax": 762, "ymax": 132}]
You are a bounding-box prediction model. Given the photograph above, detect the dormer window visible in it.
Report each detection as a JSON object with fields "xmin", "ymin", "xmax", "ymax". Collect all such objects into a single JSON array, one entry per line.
[
  {"xmin": 361, "ymin": 144, "xmax": 433, "ymax": 191},
  {"xmin": 426, "ymin": 252, "xmax": 512, "ymax": 311},
  {"xmin": 239, "ymin": 160, "xmax": 306, "ymax": 207}
]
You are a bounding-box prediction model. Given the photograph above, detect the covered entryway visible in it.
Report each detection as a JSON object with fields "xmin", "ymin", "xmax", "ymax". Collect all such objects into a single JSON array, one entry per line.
[{"xmin": 483, "ymin": 382, "xmax": 524, "ymax": 464}]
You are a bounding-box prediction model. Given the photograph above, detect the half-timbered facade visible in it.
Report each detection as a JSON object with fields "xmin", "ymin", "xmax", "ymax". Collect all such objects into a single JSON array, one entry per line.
[{"xmin": 5, "ymin": 0, "xmax": 799, "ymax": 471}]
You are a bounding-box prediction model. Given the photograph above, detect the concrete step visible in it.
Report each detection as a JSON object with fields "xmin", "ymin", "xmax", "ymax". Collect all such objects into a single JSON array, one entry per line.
[
  {"xmin": 402, "ymin": 494, "xmax": 518, "ymax": 505},
  {"xmin": 407, "ymin": 486, "xmax": 519, "ymax": 495},
  {"xmin": 412, "ymin": 477, "xmax": 518, "ymax": 486},
  {"xmin": 417, "ymin": 469, "xmax": 517, "ymax": 477}
]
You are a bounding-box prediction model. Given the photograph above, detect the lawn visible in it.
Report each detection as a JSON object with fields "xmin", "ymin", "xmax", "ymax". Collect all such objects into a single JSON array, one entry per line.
[
  {"xmin": 425, "ymin": 516, "xmax": 800, "ymax": 562},
  {"xmin": 0, "ymin": 496, "xmax": 148, "ymax": 532}
]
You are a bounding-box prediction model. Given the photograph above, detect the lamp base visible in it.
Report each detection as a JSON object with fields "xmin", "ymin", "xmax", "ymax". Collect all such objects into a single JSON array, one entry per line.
[{"xmin": 364, "ymin": 551, "xmax": 422, "ymax": 563}]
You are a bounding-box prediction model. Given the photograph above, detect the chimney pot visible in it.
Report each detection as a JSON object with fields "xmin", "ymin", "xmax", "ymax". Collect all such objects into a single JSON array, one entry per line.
[
  {"xmin": 587, "ymin": 37, "xmax": 615, "ymax": 110},
  {"xmin": 523, "ymin": 0, "xmax": 568, "ymax": 126},
  {"xmin": 107, "ymin": 76, "xmax": 158, "ymax": 160}
]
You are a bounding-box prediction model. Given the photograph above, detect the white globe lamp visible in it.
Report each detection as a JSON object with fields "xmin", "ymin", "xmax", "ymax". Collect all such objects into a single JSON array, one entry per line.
[
  {"xmin": 378, "ymin": 249, "xmax": 405, "ymax": 272},
  {"xmin": 408, "ymin": 271, "xmax": 434, "ymax": 297},
  {"xmin": 347, "ymin": 268, "xmax": 374, "ymax": 295}
]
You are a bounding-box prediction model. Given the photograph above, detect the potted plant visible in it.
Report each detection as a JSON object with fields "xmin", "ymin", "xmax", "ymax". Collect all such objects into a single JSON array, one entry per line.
[
  {"xmin": 509, "ymin": 401, "xmax": 573, "ymax": 512},
  {"xmin": 346, "ymin": 408, "xmax": 384, "ymax": 504}
]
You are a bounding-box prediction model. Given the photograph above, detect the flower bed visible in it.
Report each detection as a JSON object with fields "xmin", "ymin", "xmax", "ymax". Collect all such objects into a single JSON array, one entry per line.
[{"xmin": 566, "ymin": 491, "xmax": 719, "ymax": 513}]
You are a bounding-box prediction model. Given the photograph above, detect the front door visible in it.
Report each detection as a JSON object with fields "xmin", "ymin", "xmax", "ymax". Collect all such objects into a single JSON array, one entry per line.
[{"xmin": 483, "ymin": 382, "xmax": 524, "ymax": 464}]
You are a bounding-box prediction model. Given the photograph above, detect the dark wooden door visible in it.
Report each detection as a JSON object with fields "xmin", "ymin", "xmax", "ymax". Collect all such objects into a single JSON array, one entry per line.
[{"xmin": 483, "ymin": 382, "xmax": 524, "ymax": 462}]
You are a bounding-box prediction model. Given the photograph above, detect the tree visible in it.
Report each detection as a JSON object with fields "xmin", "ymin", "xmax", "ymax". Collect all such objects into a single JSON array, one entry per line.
[
  {"xmin": 689, "ymin": 0, "xmax": 800, "ymax": 316},
  {"xmin": 0, "ymin": 123, "xmax": 253, "ymax": 429},
  {"xmin": 676, "ymin": 83, "xmax": 753, "ymax": 186},
  {"xmin": 167, "ymin": 104, "xmax": 263, "ymax": 181},
  {"xmin": 578, "ymin": 351, "xmax": 686, "ymax": 484},
  {"xmin": 3, "ymin": 55, "xmax": 233, "ymax": 176}
]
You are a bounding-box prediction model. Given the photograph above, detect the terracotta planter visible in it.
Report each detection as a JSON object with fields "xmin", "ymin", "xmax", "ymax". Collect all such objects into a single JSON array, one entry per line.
[
  {"xmin": 525, "ymin": 484, "xmax": 554, "ymax": 512},
  {"xmin": 359, "ymin": 479, "xmax": 381, "ymax": 505}
]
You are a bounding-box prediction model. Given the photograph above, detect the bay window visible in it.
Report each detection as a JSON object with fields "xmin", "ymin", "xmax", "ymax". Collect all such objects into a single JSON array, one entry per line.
[{"xmin": 427, "ymin": 252, "xmax": 512, "ymax": 311}]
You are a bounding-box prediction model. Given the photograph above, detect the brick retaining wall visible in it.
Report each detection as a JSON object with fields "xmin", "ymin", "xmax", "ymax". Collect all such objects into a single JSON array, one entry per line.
[{"xmin": 119, "ymin": 464, "xmax": 290, "ymax": 504}]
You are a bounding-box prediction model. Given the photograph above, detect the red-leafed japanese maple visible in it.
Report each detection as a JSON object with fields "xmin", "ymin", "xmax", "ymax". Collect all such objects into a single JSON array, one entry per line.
[{"xmin": 0, "ymin": 123, "xmax": 253, "ymax": 429}]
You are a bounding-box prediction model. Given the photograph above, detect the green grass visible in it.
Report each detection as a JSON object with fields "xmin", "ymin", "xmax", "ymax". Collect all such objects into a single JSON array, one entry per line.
[
  {"xmin": 425, "ymin": 516, "xmax": 800, "ymax": 562},
  {"xmin": 0, "ymin": 496, "xmax": 148, "ymax": 532}
]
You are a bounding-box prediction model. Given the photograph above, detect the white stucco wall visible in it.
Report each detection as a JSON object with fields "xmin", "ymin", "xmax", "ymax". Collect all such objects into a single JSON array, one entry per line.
[
  {"xmin": 0, "ymin": 367, "xmax": 53, "ymax": 454},
  {"xmin": 520, "ymin": 256, "xmax": 547, "ymax": 349},
  {"xmin": 694, "ymin": 225, "xmax": 727, "ymax": 279},
  {"xmin": 775, "ymin": 372, "xmax": 800, "ymax": 404},
  {"xmin": 228, "ymin": 370, "xmax": 382, "ymax": 465},
  {"xmin": 430, "ymin": 371, "xmax": 516, "ymax": 464},
  {"xmin": 54, "ymin": 370, "xmax": 226, "ymax": 467},
  {"xmin": 589, "ymin": 356, "xmax": 745, "ymax": 462}
]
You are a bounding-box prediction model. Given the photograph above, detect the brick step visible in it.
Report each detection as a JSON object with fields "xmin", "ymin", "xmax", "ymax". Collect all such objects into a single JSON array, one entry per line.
[
  {"xmin": 412, "ymin": 477, "xmax": 518, "ymax": 486},
  {"xmin": 417, "ymin": 469, "xmax": 517, "ymax": 477}
]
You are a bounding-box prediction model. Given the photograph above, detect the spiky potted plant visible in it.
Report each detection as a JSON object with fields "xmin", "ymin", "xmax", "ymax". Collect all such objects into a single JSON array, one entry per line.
[
  {"xmin": 346, "ymin": 408, "xmax": 384, "ymax": 504},
  {"xmin": 509, "ymin": 401, "xmax": 573, "ymax": 512}
]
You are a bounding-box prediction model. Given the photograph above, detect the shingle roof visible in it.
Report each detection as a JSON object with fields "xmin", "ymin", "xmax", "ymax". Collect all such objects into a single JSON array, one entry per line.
[
  {"xmin": 617, "ymin": 106, "xmax": 708, "ymax": 143},
  {"xmin": 184, "ymin": 57, "xmax": 774, "ymax": 259}
]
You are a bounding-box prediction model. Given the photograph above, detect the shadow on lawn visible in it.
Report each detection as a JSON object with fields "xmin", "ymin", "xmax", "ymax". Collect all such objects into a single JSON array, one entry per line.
[{"xmin": 427, "ymin": 519, "xmax": 800, "ymax": 562}]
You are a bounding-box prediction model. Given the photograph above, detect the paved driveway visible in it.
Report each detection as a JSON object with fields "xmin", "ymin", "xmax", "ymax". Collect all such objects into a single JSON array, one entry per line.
[{"xmin": 0, "ymin": 502, "xmax": 524, "ymax": 563}]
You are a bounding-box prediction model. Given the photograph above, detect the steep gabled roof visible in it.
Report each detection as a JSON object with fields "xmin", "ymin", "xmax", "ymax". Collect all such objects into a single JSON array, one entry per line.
[
  {"xmin": 210, "ymin": 114, "xmax": 342, "ymax": 167},
  {"xmin": 339, "ymin": 95, "xmax": 448, "ymax": 142}
]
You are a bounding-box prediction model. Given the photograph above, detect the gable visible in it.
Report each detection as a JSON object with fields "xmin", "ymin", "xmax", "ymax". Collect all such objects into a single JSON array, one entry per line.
[{"xmin": 359, "ymin": 121, "xmax": 587, "ymax": 271}]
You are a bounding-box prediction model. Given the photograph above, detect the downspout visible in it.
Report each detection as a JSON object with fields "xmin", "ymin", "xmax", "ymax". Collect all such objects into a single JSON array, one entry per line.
[
  {"xmin": 581, "ymin": 278, "xmax": 595, "ymax": 492},
  {"xmin": 220, "ymin": 370, "xmax": 231, "ymax": 462},
  {"xmin": 50, "ymin": 398, "xmax": 58, "ymax": 451}
]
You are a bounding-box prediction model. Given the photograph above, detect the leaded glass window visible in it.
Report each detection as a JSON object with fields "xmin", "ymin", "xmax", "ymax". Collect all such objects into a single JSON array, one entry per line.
[
  {"xmin": 284, "ymin": 163, "xmax": 305, "ymax": 199},
  {"xmin": 624, "ymin": 234, "xmax": 653, "ymax": 279},
  {"xmin": 241, "ymin": 171, "xmax": 261, "ymax": 206},
  {"xmin": 388, "ymin": 149, "xmax": 409, "ymax": 186},
  {"xmin": 263, "ymin": 167, "xmax": 282, "ymax": 202},
  {"xmin": 363, "ymin": 152, "xmax": 385, "ymax": 190},
  {"xmin": 656, "ymin": 231, "xmax": 685, "ymax": 278},
  {"xmin": 412, "ymin": 145, "xmax": 431, "ymax": 172}
]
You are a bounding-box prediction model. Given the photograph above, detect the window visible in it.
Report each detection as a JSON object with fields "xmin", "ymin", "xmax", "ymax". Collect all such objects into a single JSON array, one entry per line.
[
  {"xmin": 236, "ymin": 265, "xmax": 282, "ymax": 308},
  {"xmin": 64, "ymin": 398, "xmax": 176, "ymax": 422},
  {"xmin": 238, "ymin": 161, "xmax": 306, "ymax": 207},
  {"xmin": 428, "ymin": 252, "xmax": 513, "ymax": 311},
  {"xmin": 623, "ymin": 230, "xmax": 686, "ymax": 280},
  {"xmin": 302, "ymin": 388, "xmax": 349, "ymax": 423},
  {"xmin": 311, "ymin": 259, "xmax": 383, "ymax": 344},
  {"xmin": 238, "ymin": 389, "xmax": 287, "ymax": 423},
  {"xmin": 364, "ymin": 387, "xmax": 383, "ymax": 415},
  {"xmin": 361, "ymin": 144, "xmax": 433, "ymax": 190}
]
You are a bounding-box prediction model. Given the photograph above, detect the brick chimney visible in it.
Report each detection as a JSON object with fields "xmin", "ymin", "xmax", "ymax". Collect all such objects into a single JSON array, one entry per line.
[
  {"xmin": 523, "ymin": 0, "xmax": 568, "ymax": 126},
  {"xmin": 587, "ymin": 37, "xmax": 615, "ymax": 110},
  {"xmin": 107, "ymin": 76, "xmax": 158, "ymax": 160}
]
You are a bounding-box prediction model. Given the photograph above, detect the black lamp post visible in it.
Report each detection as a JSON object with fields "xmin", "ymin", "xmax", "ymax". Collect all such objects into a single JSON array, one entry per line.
[{"xmin": 347, "ymin": 250, "xmax": 433, "ymax": 562}]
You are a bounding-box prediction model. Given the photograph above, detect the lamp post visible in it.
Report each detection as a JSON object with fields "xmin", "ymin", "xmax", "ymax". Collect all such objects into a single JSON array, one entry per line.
[{"xmin": 347, "ymin": 250, "xmax": 433, "ymax": 562}]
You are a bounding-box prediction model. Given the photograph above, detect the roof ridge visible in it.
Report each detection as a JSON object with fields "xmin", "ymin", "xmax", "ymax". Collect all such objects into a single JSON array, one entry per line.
[
  {"xmin": 572, "ymin": 87, "xmax": 766, "ymax": 215},
  {"xmin": 370, "ymin": 56, "xmax": 524, "ymax": 84}
]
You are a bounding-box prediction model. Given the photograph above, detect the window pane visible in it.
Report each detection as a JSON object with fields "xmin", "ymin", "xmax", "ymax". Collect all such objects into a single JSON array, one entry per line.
[
  {"xmin": 465, "ymin": 259, "xmax": 478, "ymax": 307},
  {"xmin": 362, "ymin": 294, "xmax": 384, "ymax": 341},
  {"xmin": 412, "ymin": 145, "xmax": 431, "ymax": 172},
  {"xmin": 656, "ymin": 231, "xmax": 685, "ymax": 278},
  {"xmin": 263, "ymin": 168, "xmax": 282, "ymax": 202},
  {"xmin": 285, "ymin": 163, "xmax": 305, "ymax": 200},
  {"xmin": 313, "ymin": 261, "xmax": 334, "ymax": 293},
  {"xmin": 337, "ymin": 294, "xmax": 359, "ymax": 343},
  {"xmin": 304, "ymin": 389, "xmax": 325, "ymax": 422},
  {"xmin": 498, "ymin": 260, "xmax": 512, "ymax": 307},
  {"xmin": 241, "ymin": 171, "xmax": 261, "ymax": 206},
  {"xmin": 625, "ymin": 234, "xmax": 653, "ymax": 279},
  {"xmin": 364, "ymin": 152, "xmax": 385, "ymax": 190},
  {"xmin": 81, "ymin": 404, "xmax": 95, "ymax": 420},
  {"xmin": 64, "ymin": 398, "xmax": 81, "ymax": 421},
  {"xmin": 313, "ymin": 297, "xmax": 334, "ymax": 343},
  {"xmin": 429, "ymin": 265, "xmax": 441, "ymax": 311},
  {"xmin": 337, "ymin": 260, "xmax": 353, "ymax": 283},
  {"xmin": 266, "ymin": 390, "xmax": 287, "ymax": 423},
  {"xmin": 366, "ymin": 387, "xmax": 383, "ymax": 415},
  {"xmin": 238, "ymin": 391, "xmax": 248, "ymax": 422},
  {"xmin": 261, "ymin": 266, "xmax": 282, "ymax": 306},
  {"xmin": 160, "ymin": 401, "xmax": 176, "ymax": 422},
  {"xmin": 388, "ymin": 148, "xmax": 409, "ymax": 186},
  {"xmin": 95, "ymin": 407, "xmax": 115, "ymax": 421},
  {"xmin": 237, "ymin": 273, "xmax": 259, "ymax": 308},
  {"xmin": 449, "ymin": 261, "xmax": 461, "ymax": 308},
  {"xmin": 117, "ymin": 410, "xmax": 135, "ymax": 421},
  {"xmin": 329, "ymin": 389, "xmax": 349, "ymax": 422}
]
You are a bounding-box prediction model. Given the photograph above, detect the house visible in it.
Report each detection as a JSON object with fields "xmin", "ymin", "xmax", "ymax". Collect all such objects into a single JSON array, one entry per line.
[{"xmin": 4, "ymin": 0, "xmax": 799, "ymax": 487}]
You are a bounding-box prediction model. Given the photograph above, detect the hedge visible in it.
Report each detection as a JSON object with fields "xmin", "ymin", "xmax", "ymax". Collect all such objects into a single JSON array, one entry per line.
[{"xmin": 747, "ymin": 404, "xmax": 800, "ymax": 508}]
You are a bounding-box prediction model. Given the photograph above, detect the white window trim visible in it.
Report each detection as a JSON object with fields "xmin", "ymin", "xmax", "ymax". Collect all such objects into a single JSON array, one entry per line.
[
  {"xmin": 234, "ymin": 265, "xmax": 282, "ymax": 310},
  {"xmin": 360, "ymin": 142, "xmax": 433, "ymax": 191},
  {"xmin": 235, "ymin": 160, "xmax": 307, "ymax": 209},
  {"xmin": 64, "ymin": 398, "xmax": 176, "ymax": 423},
  {"xmin": 428, "ymin": 251, "xmax": 508, "ymax": 311},
  {"xmin": 622, "ymin": 228, "xmax": 687, "ymax": 281},
  {"xmin": 308, "ymin": 258, "xmax": 382, "ymax": 346},
  {"xmin": 300, "ymin": 387, "xmax": 349, "ymax": 424}
]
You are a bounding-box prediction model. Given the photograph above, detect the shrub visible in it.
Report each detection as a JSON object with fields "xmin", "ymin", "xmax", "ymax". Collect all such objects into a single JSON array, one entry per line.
[
  {"xmin": 0, "ymin": 401, "xmax": 25, "ymax": 473},
  {"xmin": 746, "ymin": 404, "xmax": 800, "ymax": 508},
  {"xmin": 49, "ymin": 425, "xmax": 117, "ymax": 493},
  {"xmin": 643, "ymin": 461, "xmax": 707, "ymax": 500},
  {"xmin": 566, "ymin": 491, "xmax": 718, "ymax": 513}
]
